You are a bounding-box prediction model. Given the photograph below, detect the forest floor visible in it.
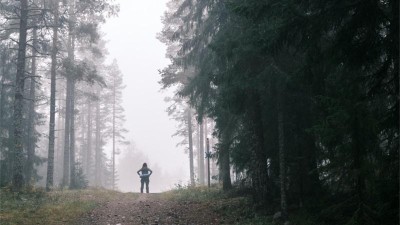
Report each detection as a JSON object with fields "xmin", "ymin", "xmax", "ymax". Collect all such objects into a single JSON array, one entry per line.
[
  {"xmin": 0, "ymin": 186, "xmax": 274, "ymax": 225},
  {"xmin": 76, "ymin": 192, "xmax": 223, "ymax": 225},
  {"xmin": 75, "ymin": 187, "xmax": 261, "ymax": 225}
]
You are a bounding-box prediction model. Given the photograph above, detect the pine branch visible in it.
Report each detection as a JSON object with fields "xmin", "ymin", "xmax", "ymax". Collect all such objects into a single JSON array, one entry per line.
[{"xmin": 25, "ymin": 42, "xmax": 51, "ymax": 56}]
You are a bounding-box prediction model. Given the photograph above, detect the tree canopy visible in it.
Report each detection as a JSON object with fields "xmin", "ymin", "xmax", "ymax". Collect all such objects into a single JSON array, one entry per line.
[{"xmin": 159, "ymin": 0, "xmax": 399, "ymax": 224}]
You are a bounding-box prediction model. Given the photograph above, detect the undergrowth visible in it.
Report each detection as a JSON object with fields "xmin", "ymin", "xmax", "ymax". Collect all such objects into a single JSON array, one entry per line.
[
  {"xmin": 162, "ymin": 185, "xmax": 321, "ymax": 225},
  {"xmin": 0, "ymin": 187, "xmax": 123, "ymax": 225},
  {"xmin": 161, "ymin": 185, "xmax": 276, "ymax": 225}
]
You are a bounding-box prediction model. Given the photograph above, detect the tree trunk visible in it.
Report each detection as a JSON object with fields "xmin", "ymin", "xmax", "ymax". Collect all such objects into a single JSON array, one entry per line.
[
  {"xmin": 219, "ymin": 115, "xmax": 234, "ymax": 191},
  {"xmin": 68, "ymin": 1, "xmax": 77, "ymax": 188},
  {"xmin": 277, "ymin": 88, "xmax": 288, "ymax": 220},
  {"xmin": 26, "ymin": 27, "xmax": 37, "ymax": 185},
  {"xmin": 12, "ymin": 0, "xmax": 29, "ymax": 191},
  {"xmin": 220, "ymin": 128, "xmax": 232, "ymax": 191},
  {"xmin": 199, "ymin": 119, "xmax": 205, "ymax": 185},
  {"xmin": 55, "ymin": 87, "xmax": 64, "ymax": 183},
  {"xmin": 210, "ymin": 120, "xmax": 217, "ymax": 178},
  {"xmin": 0, "ymin": 51, "xmax": 9, "ymax": 184},
  {"xmin": 394, "ymin": 1, "xmax": 400, "ymax": 222},
  {"xmin": 0, "ymin": 55, "xmax": 5, "ymax": 153},
  {"xmin": 62, "ymin": 78, "xmax": 71, "ymax": 187},
  {"xmin": 46, "ymin": 0, "xmax": 59, "ymax": 191},
  {"xmin": 196, "ymin": 124, "xmax": 200, "ymax": 182},
  {"xmin": 204, "ymin": 118, "xmax": 209, "ymax": 184},
  {"xmin": 69, "ymin": 79, "xmax": 76, "ymax": 189},
  {"xmin": 95, "ymin": 89, "xmax": 101, "ymax": 186},
  {"xmin": 79, "ymin": 103, "xmax": 85, "ymax": 166},
  {"xmin": 112, "ymin": 75, "xmax": 116, "ymax": 190},
  {"xmin": 187, "ymin": 107, "xmax": 195, "ymax": 186},
  {"xmin": 352, "ymin": 108, "xmax": 366, "ymax": 224},
  {"xmin": 251, "ymin": 93, "xmax": 269, "ymax": 203},
  {"xmin": 0, "ymin": 54, "xmax": 4, "ymax": 141},
  {"xmin": 86, "ymin": 98, "xmax": 92, "ymax": 181}
]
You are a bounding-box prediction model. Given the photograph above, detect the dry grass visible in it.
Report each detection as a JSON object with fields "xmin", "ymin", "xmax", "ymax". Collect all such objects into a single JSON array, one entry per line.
[
  {"xmin": 0, "ymin": 188, "xmax": 131, "ymax": 225},
  {"xmin": 161, "ymin": 185, "xmax": 274, "ymax": 225}
]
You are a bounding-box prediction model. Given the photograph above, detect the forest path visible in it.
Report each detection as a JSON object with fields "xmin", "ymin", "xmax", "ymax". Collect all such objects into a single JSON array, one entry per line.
[{"xmin": 74, "ymin": 192, "xmax": 221, "ymax": 225}]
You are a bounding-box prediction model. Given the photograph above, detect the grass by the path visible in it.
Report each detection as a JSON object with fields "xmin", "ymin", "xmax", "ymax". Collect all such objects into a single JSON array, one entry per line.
[
  {"xmin": 0, "ymin": 186, "xmax": 317, "ymax": 225},
  {"xmin": 161, "ymin": 186, "xmax": 274, "ymax": 225},
  {"xmin": 161, "ymin": 186, "xmax": 319, "ymax": 225},
  {"xmin": 0, "ymin": 187, "xmax": 134, "ymax": 225}
]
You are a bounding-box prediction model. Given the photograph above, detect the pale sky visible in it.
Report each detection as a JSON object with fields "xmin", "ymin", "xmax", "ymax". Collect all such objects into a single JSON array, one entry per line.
[{"xmin": 101, "ymin": 0, "xmax": 189, "ymax": 191}]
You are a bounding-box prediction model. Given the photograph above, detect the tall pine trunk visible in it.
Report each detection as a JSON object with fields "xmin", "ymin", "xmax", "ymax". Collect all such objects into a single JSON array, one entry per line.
[
  {"xmin": 46, "ymin": 0, "xmax": 59, "ymax": 191},
  {"xmin": 392, "ymin": 0, "xmax": 400, "ymax": 221},
  {"xmin": 55, "ymin": 87, "xmax": 64, "ymax": 183},
  {"xmin": 251, "ymin": 94, "xmax": 268, "ymax": 202},
  {"xmin": 210, "ymin": 120, "xmax": 217, "ymax": 177},
  {"xmin": 0, "ymin": 54, "xmax": 5, "ymax": 162},
  {"xmin": 26, "ymin": 28, "xmax": 37, "ymax": 184},
  {"xmin": 12, "ymin": 0, "xmax": 28, "ymax": 191},
  {"xmin": 204, "ymin": 118, "xmax": 209, "ymax": 184},
  {"xmin": 199, "ymin": 119, "xmax": 205, "ymax": 185},
  {"xmin": 0, "ymin": 55, "xmax": 5, "ymax": 184},
  {"xmin": 86, "ymin": 98, "xmax": 92, "ymax": 181},
  {"xmin": 219, "ymin": 114, "xmax": 234, "ymax": 191},
  {"xmin": 68, "ymin": 0, "xmax": 77, "ymax": 189},
  {"xmin": 352, "ymin": 107, "xmax": 367, "ymax": 223},
  {"xmin": 62, "ymin": 78, "xmax": 71, "ymax": 187},
  {"xmin": 79, "ymin": 104, "xmax": 85, "ymax": 169},
  {"xmin": 112, "ymin": 76, "xmax": 116, "ymax": 190},
  {"xmin": 220, "ymin": 125, "xmax": 232, "ymax": 191},
  {"xmin": 187, "ymin": 107, "xmax": 195, "ymax": 186},
  {"xmin": 95, "ymin": 89, "xmax": 101, "ymax": 186},
  {"xmin": 277, "ymin": 87, "xmax": 287, "ymax": 220},
  {"xmin": 62, "ymin": 0, "xmax": 77, "ymax": 188},
  {"xmin": 69, "ymin": 79, "xmax": 76, "ymax": 188}
]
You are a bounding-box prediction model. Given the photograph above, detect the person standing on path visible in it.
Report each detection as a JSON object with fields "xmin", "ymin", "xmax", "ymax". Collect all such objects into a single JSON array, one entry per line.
[{"xmin": 137, "ymin": 163, "xmax": 153, "ymax": 193}]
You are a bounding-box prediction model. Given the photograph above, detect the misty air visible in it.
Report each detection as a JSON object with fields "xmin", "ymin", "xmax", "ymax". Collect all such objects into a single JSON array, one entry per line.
[{"xmin": 0, "ymin": 0, "xmax": 398, "ymax": 225}]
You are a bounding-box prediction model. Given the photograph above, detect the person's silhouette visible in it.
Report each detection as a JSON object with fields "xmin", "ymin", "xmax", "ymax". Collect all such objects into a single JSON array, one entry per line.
[{"xmin": 137, "ymin": 163, "xmax": 152, "ymax": 193}]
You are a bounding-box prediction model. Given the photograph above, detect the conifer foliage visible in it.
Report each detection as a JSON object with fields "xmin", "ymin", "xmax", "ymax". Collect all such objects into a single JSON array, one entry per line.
[
  {"xmin": 0, "ymin": 0, "xmax": 127, "ymax": 192},
  {"xmin": 159, "ymin": 0, "xmax": 399, "ymax": 224}
]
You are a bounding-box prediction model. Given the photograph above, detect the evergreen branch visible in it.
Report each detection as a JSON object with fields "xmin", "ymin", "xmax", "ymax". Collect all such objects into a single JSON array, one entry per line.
[
  {"xmin": 0, "ymin": 27, "xmax": 20, "ymax": 32},
  {"xmin": 23, "ymin": 96, "xmax": 35, "ymax": 102},
  {"xmin": 25, "ymin": 42, "xmax": 51, "ymax": 56}
]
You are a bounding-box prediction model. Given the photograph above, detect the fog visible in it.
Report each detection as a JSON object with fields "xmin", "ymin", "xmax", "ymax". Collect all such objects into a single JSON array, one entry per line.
[
  {"xmin": 1, "ymin": 1, "xmax": 397, "ymax": 224},
  {"xmin": 101, "ymin": 0, "xmax": 189, "ymax": 192}
]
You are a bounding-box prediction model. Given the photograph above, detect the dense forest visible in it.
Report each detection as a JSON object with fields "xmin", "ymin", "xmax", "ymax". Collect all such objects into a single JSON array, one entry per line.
[
  {"xmin": 158, "ymin": 0, "xmax": 399, "ymax": 224},
  {"xmin": 0, "ymin": 0, "xmax": 128, "ymax": 191},
  {"xmin": 0, "ymin": 0, "xmax": 398, "ymax": 224}
]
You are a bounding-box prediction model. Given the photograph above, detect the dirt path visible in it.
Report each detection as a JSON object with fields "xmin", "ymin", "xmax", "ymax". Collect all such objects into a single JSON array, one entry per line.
[{"xmin": 75, "ymin": 193, "xmax": 223, "ymax": 225}]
